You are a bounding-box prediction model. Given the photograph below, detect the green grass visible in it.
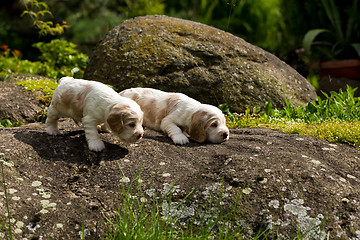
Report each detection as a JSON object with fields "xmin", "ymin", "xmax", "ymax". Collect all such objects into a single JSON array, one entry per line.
[
  {"xmin": 0, "ymin": 119, "xmax": 23, "ymax": 128},
  {"xmin": 0, "ymin": 162, "xmax": 13, "ymax": 240},
  {"xmin": 222, "ymin": 85, "xmax": 360, "ymax": 149},
  {"xmin": 100, "ymin": 162, "xmax": 329, "ymax": 240},
  {"xmin": 102, "ymin": 163, "xmax": 245, "ymax": 239}
]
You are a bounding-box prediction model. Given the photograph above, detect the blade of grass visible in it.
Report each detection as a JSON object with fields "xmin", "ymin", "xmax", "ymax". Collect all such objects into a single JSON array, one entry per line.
[{"xmin": 1, "ymin": 162, "xmax": 12, "ymax": 240}]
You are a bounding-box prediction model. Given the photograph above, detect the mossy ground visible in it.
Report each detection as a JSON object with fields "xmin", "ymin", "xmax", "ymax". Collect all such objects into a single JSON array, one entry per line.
[{"xmin": 16, "ymin": 78, "xmax": 58, "ymax": 106}]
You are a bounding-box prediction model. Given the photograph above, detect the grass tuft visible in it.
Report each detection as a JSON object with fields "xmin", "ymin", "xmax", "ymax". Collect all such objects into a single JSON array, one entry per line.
[
  {"xmin": 222, "ymin": 85, "xmax": 360, "ymax": 149},
  {"xmin": 0, "ymin": 162, "xmax": 13, "ymax": 240},
  {"xmin": 102, "ymin": 162, "xmax": 245, "ymax": 239}
]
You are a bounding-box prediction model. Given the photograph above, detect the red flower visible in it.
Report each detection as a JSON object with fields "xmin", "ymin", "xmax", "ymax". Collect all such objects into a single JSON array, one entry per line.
[
  {"xmin": 12, "ymin": 49, "xmax": 20, "ymax": 57},
  {"xmin": 0, "ymin": 44, "xmax": 8, "ymax": 51}
]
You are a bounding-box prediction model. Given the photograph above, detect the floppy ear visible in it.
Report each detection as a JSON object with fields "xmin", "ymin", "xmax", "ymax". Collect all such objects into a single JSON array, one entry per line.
[
  {"xmin": 107, "ymin": 106, "xmax": 127, "ymax": 133},
  {"xmin": 189, "ymin": 110, "xmax": 207, "ymax": 143}
]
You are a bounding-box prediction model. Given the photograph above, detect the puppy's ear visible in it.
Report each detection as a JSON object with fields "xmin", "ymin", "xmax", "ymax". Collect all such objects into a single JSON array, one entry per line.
[
  {"xmin": 107, "ymin": 106, "xmax": 127, "ymax": 133},
  {"xmin": 189, "ymin": 110, "xmax": 207, "ymax": 143}
]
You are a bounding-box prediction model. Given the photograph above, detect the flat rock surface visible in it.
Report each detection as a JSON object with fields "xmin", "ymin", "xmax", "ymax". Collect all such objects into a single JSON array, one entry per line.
[{"xmin": 0, "ymin": 119, "xmax": 359, "ymax": 239}]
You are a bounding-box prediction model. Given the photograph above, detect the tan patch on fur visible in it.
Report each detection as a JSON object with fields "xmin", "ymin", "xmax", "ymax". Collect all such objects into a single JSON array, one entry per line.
[
  {"xmin": 156, "ymin": 94, "xmax": 180, "ymax": 124},
  {"xmin": 76, "ymin": 85, "xmax": 93, "ymax": 109},
  {"xmin": 142, "ymin": 99, "xmax": 157, "ymax": 124},
  {"xmin": 61, "ymin": 89, "xmax": 75, "ymax": 107},
  {"xmin": 142, "ymin": 89, "xmax": 153, "ymax": 95},
  {"xmin": 131, "ymin": 93, "xmax": 141, "ymax": 102},
  {"xmin": 189, "ymin": 110, "xmax": 208, "ymax": 143},
  {"xmin": 72, "ymin": 84, "xmax": 93, "ymax": 118},
  {"xmin": 107, "ymin": 105, "xmax": 129, "ymax": 133},
  {"xmin": 129, "ymin": 91, "xmax": 180, "ymax": 127}
]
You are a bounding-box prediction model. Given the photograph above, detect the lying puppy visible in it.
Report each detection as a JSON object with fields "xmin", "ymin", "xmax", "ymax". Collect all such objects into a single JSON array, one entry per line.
[
  {"xmin": 119, "ymin": 88, "xmax": 229, "ymax": 145},
  {"xmin": 46, "ymin": 77, "xmax": 144, "ymax": 151}
]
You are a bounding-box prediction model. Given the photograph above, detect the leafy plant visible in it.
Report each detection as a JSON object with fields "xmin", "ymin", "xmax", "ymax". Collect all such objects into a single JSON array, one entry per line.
[
  {"xmin": 33, "ymin": 39, "xmax": 88, "ymax": 78},
  {"xmin": 268, "ymin": 85, "xmax": 360, "ymax": 122},
  {"xmin": 21, "ymin": 0, "xmax": 69, "ymax": 36},
  {"xmin": 0, "ymin": 119, "xmax": 23, "ymax": 128},
  {"xmin": 0, "ymin": 40, "xmax": 88, "ymax": 79},
  {"xmin": 120, "ymin": 0, "xmax": 165, "ymax": 18},
  {"xmin": 0, "ymin": 44, "xmax": 41, "ymax": 79},
  {"xmin": 303, "ymin": 0, "xmax": 360, "ymax": 61}
]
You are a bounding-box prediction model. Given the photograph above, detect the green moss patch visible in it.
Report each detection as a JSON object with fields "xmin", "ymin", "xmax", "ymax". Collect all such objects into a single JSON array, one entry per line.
[{"xmin": 16, "ymin": 79, "xmax": 58, "ymax": 106}]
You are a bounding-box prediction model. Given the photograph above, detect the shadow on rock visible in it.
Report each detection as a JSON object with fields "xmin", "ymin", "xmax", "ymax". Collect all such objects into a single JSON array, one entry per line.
[
  {"xmin": 143, "ymin": 132, "xmax": 226, "ymax": 148},
  {"xmin": 14, "ymin": 130, "xmax": 129, "ymax": 164}
]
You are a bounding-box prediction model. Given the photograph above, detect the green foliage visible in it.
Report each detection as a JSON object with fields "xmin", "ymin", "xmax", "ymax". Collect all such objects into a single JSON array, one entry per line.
[
  {"xmin": 0, "ymin": 40, "xmax": 88, "ymax": 79},
  {"xmin": 167, "ymin": 0, "xmax": 284, "ymax": 53},
  {"xmin": 0, "ymin": 44, "xmax": 41, "ymax": 79},
  {"xmin": 267, "ymin": 85, "xmax": 360, "ymax": 122},
  {"xmin": 21, "ymin": 0, "xmax": 69, "ymax": 36},
  {"xmin": 224, "ymin": 85, "xmax": 360, "ymax": 148},
  {"xmin": 32, "ymin": 39, "xmax": 88, "ymax": 78},
  {"xmin": 302, "ymin": 0, "xmax": 360, "ymax": 61},
  {"xmin": 226, "ymin": 0, "xmax": 284, "ymax": 52},
  {"xmin": 121, "ymin": 0, "xmax": 165, "ymax": 18},
  {"xmin": 103, "ymin": 162, "xmax": 244, "ymax": 239},
  {"xmin": 0, "ymin": 119, "xmax": 23, "ymax": 128},
  {"xmin": 63, "ymin": 0, "xmax": 165, "ymax": 52},
  {"xmin": 0, "ymin": 162, "xmax": 13, "ymax": 240}
]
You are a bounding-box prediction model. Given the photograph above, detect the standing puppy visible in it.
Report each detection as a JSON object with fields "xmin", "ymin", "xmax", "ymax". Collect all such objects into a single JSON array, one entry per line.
[
  {"xmin": 46, "ymin": 77, "xmax": 144, "ymax": 151},
  {"xmin": 119, "ymin": 88, "xmax": 229, "ymax": 145}
]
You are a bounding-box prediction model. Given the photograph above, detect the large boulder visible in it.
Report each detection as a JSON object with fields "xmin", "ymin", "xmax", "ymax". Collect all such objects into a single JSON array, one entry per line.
[
  {"xmin": 0, "ymin": 120, "xmax": 359, "ymax": 239},
  {"xmin": 84, "ymin": 15, "xmax": 317, "ymax": 112}
]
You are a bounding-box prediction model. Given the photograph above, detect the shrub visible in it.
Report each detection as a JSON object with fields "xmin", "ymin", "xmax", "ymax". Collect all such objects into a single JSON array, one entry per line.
[
  {"xmin": 0, "ymin": 44, "xmax": 41, "ymax": 79},
  {"xmin": 21, "ymin": 0, "xmax": 69, "ymax": 36},
  {"xmin": 32, "ymin": 39, "xmax": 88, "ymax": 79},
  {"xmin": 0, "ymin": 40, "xmax": 88, "ymax": 79}
]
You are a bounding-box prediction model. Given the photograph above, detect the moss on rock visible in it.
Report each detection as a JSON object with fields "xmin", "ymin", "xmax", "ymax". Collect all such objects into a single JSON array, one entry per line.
[{"xmin": 84, "ymin": 15, "xmax": 317, "ymax": 112}]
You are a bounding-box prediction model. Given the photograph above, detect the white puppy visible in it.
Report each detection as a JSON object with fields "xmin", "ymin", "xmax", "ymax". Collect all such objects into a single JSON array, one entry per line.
[
  {"xmin": 46, "ymin": 77, "xmax": 144, "ymax": 151},
  {"xmin": 119, "ymin": 88, "xmax": 229, "ymax": 145}
]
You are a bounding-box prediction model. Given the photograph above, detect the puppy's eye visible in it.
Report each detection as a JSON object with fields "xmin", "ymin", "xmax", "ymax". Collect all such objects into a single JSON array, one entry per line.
[
  {"xmin": 128, "ymin": 123, "xmax": 136, "ymax": 128},
  {"xmin": 210, "ymin": 122, "xmax": 218, "ymax": 128}
]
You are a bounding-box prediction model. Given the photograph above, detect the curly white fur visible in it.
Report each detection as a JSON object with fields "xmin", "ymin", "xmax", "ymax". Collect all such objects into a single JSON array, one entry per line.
[
  {"xmin": 46, "ymin": 77, "xmax": 144, "ymax": 151},
  {"xmin": 119, "ymin": 88, "xmax": 229, "ymax": 145}
]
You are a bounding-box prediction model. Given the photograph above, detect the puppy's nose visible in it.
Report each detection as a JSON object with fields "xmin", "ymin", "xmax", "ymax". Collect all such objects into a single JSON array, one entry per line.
[
  {"xmin": 223, "ymin": 132, "xmax": 229, "ymax": 140},
  {"xmin": 137, "ymin": 133, "xmax": 143, "ymax": 139}
]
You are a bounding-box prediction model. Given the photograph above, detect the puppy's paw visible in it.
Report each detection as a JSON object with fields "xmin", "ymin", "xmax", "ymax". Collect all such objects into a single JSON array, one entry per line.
[
  {"xmin": 46, "ymin": 126, "xmax": 59, "ymax": 135},
  {"xmin": 97, "ymin": 124, "xmax": 109, "ymax": 132},
  {"xmin": 171, "ymin": 134, "xmax": 189, "ymax": 145},
  {"xmin": 88, "ymin": 139, "xmax": 105, "ymax": 152}
]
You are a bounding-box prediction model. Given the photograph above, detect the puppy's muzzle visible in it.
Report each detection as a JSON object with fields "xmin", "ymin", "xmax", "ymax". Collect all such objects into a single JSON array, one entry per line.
[
  {"xmin": 223, "ymin": 132, "xmax": 229, "ymax": 140},
  {"xmin": 221, "ymin": 131, "xmax": 229, "ymax": 142}
]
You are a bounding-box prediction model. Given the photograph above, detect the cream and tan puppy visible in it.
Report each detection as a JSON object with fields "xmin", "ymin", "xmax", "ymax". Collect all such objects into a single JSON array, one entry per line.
[
  {"xmin": 46, "ymin": 77, "xmax": 144, "ymax": 151},
  {"xmin": 119, "ymin": 88, "xmax": 229, "ymax": 145}
]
